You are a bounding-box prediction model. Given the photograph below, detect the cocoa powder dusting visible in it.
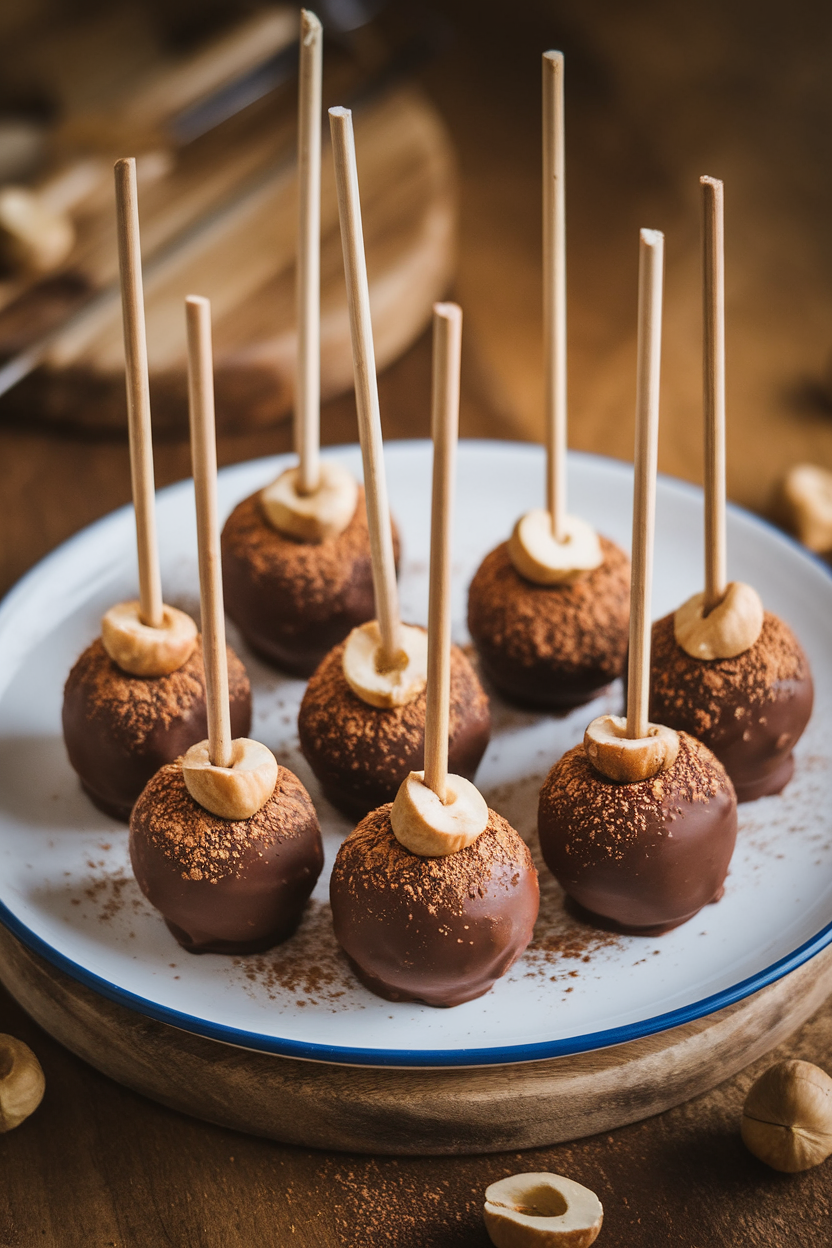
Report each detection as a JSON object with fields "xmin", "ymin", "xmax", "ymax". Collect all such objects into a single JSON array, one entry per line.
[
  {"xmin": 333, "ymin": 803, "xmax": 535, "ymax": 920},
  {"xmin": 131, "ymin": 763, "xmax": 311, "ymax": 883},
  {"xmin": 65, "ymin": 636, "xmax": 248, "ymax": 748},
  {"xmin": 221, "ymin": 485, "xmax": 396, "ymax": 616},
  {"xmin": 467, "ymin": 537, "xmax": 630, "ymax": 670},
  {"xmin": 540, "ymin": 733, "xmax": 728, "ymax": 868},
  {"xmin": 651, "ymin": 610, "xmax": 810, "ymax": 737},
  {"xmin": 231, "ymin": 900, "xmax": 356, "ymax": 1007},
  {"xmin": 299, "ymin": 640, "xmax": 489, "ymax": 778}
]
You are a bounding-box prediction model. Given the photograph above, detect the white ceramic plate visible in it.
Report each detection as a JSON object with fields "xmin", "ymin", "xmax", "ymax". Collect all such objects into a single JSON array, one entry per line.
[{"xmin": 0, "ymin": 441, "xmax": 830, "ymax": 1068}]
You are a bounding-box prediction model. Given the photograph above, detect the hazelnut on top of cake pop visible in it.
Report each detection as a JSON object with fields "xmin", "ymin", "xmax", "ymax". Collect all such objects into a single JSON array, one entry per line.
[
  {"xmin": 222, "ymin": 483, "xmax": 400, "ymax": 678},
  {"xmin": 300, "ymin": 116, "xmax": 490, "ymax": 818},
  {"xmin": 130, "ymin": 295, "xmax": 322, "ymax": 954},
  {"xmin": 539, "ymin": 722, "xmax": 737, "ymax": 934},
  {"xmin": 330, "ymin": 299, "xmax": 537, "ymax": 1006},
  {"xmin": 650, "ymin": 607, "xmax": 813, "ymax": 804},
  {"xmin": 64, "ymin": 635, "xmax": 251, "ymax": 823},
  {"xmin": 220, "ymin": 15, "xmax": 397, "ymax": 678},
  {"xmin": 467, "ymin": 52, "xmax": 629, "ymax": 709},
  {"xmin": 648, "ymin": 178, "xmax": 812, "ymax": 802},
  {"xmin": 539, "ymin": 229, "xmax": 737, "ymax": 935},
  {"xmin": 299, "ymin": 630, "xmax": 490, "ymax": 819},
  {"xmin": 131, "ymin": 741, "xmax": 322, "ymax": 955},
  {"xmin": 62, "ymin": 158, "xmax": 251, "ymax": 822}
]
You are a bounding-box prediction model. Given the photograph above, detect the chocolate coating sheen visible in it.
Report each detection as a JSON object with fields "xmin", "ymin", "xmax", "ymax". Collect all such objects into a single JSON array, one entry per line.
[
  {"xmin": 130, "ymin": 762, "xmax": 323, "ymax": 954},
  {"xmin": 649, "ymin": 611, "xmax": 813, "ymax": 803},
  {"xmin": 467, "ymin": 537, "xmax": 630, "ymax": 709},
  {"xmin": 62, "ymin": 637, "xmax": 251, "ymax": 823},
  {"xmin": 298, "ymin": 637, "xmax": 491, "ymax": 820},
  {"xmin": 538, "ymin": 733, "xmax": 737, "ymax": 935},
  {"xmin": 221, "ymin": 485, "xmax": 400, "ymax": 678},
  {"xmin": 330, "ymin": 803, "xmax": 539, "ymax": 1007}
]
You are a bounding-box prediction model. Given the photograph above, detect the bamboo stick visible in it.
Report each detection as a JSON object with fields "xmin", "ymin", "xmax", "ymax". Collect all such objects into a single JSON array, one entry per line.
[
  {"xmin": 423, "ymin": 302, "xmax": 462, "ymax": 803},
  {"xmin": 114, "ymin": 156, "xmax": 163, "ymax": 628},
  {"xmin": 329, "ymin": 105, "xmax": 401, "ymax": 667},
  {"xmin": 626, "ymin": 229, "xmax": 664, "ymax": 740},
  {"xmin": 185, "ymin": 294, "xmax": 232, "ymax": 769},
  {"xmin": 295, "ymin": 10, "xmax": 323, "ymax": 495},
  {"xmin": 543, "ymin": 50, "xmax": 567, "ymax": 541},
  {"xmin": 701, "ymin": 175, "xmax": 727, "ymax": 612}
]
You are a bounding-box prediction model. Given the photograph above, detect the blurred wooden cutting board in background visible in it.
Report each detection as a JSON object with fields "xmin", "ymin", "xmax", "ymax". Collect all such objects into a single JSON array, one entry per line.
[{"xmin": 0, "ymin": 3, "xmax": 456, "ymax": 433}]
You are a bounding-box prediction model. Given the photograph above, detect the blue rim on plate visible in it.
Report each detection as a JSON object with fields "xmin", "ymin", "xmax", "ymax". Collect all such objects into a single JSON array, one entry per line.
[
  {"xmin": 0, "ymin": 441, "xmax": 830, "ymax": 1069},
  {"xmin": 2, "ymin": 896, "xmax": 832, "ymax": 1067}
]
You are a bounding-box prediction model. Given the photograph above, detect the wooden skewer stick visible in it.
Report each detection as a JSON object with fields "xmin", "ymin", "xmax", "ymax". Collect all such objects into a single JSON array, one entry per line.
[
  {"xmin": 329, "ymin": 105, "xmax": 401, "ymax": 667},
  {"xmin": 701, "ymin": 175, "xmax": 727, "ymax": 613},
  {"xmin": 423, "ymin": 302, "xmax": 463, "ymax": 805},
  {"xmin": 114, "ymin": 157, "xmax": 163, "ymax": 629},
  {"xmin": 543, "ymin": 50, "xmax": 567, "ymax": 542},
  {"xmin": 186, "ymin": 295, "xmax": 233, "ymax": 769},
  {"xmin": 295, "ymin": 10, "xmax": 323, "ymax": 496},
  {"xmin": 626, "ymin": 229, "xmax": 664, "ymax": 741}
]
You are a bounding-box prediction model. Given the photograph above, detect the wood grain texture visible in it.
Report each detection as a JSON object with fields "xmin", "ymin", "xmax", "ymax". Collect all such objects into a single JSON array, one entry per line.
[
  {"xmin": 2, "ymin": 923, "xmax": 831, "ymax": 1157},
  {"xmin": 0, "ymin": 87, "xmax": 457, "ymax": 436}
]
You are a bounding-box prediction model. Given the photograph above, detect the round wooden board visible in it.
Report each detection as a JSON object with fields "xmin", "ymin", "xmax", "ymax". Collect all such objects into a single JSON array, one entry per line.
[{"xmin": 2, "ymin": 922, "xmax": 831, "ymax": 1156}]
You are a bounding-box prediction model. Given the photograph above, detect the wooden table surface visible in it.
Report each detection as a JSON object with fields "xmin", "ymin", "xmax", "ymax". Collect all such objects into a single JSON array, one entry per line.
[{"xmin": 2, "ymin": 1, "xmax": 832, "ymax": 1243}]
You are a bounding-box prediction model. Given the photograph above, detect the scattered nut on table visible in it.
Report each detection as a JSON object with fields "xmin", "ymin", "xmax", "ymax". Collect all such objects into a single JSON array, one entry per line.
[
  {"xmin": 777, "ymin": 463, "xmax": 832, "ymax": 554},
  {"xmin": 484, "ymin": 1172, "xmax": 603, "ymax": 1247},
  {"xmin": 742, "ymin": 1059, "xmax": 832, "ymax": 1172},
  {"xmin": 0, "ymin": 1034, "xmax": 45, "ymax": 1132}
]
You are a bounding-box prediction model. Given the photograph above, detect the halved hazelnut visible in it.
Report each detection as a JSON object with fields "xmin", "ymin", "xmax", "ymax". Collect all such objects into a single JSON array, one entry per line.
[
  {"xmin": 674, "ymin": 581, "xmax": 763, "ymax": 661},
  {"xmin": 101, "ymin": 600, "xmax": 198, "ymax": 677},
  {"xmin": 484, "ymin": 1172, "xmax": 603, "ymax": 1247},
  {"xmin": 182, "ymin": 738, "xmax": 278, "ymax": 820},
  {"xmin": 390, "ymin": 770, "xmax": 489, "ymax": 857},
  {"xmin": 260, "ymin": 462, "xmax": 359, "ymax": 543},
  {"xmin": 508, "ymin": 510, "xmax": 603, "ymax": 586},
  {"xmin": 584, "ymin": 714, "xmax": 680, "ymax": 783},
  {"xmin": 341, "ymin": 620, "xmax": 428, "ymax": 709},
  {"xmin": 0, "ymin": 1035, "xmax": 45, "ymax": 1132}
]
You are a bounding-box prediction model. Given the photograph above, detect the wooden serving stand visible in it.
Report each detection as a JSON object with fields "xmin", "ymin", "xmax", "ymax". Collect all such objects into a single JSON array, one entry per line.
[{"xmin": 2, "ymin": 920, "xmax": 831, "ymax": 1156}]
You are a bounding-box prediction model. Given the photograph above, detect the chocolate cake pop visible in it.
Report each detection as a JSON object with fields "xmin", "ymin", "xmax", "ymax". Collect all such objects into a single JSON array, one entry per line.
[
  {"xmin": 130, "ymin": 295, "xmax": 322, "ymax": 954},
  {"xmin": 64, "ymin": 636, "xmax": 251, "ymax": 823},
  {"xmin": 221, "ymin": 482, "xmax": 399, "ymax": 677},
  {"xmin": 330, "ymin": 300, "xmax": 538, "ymax": 1005},
  {"xmin": 539, "ymin": 230, "xmax": 737, "ymax": 934},
  {"xmin": 467, "ymin": 53, "xmax": 630, "ymax": 709},
  {"xmin": 299, "ymin": 636, "xmax": 490, "ymax": 819},
  {"xmin": 220, "ymin": 14, "xmax": 397, "ymax": 678},
  {"xmin": 648, "ymin": 178, "xmax": 812, "ymax": 802},
  {"xmin": 62, "ymin": 159, "xmax": 251, "ymax": 821},
  {"xmin": 299, "ymin": 110, "xmax": 490, "ymax": 819}
]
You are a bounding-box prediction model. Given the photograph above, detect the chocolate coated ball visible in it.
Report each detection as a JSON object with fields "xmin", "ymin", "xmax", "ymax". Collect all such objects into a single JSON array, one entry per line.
[
  {"xmin": 330, "ymin": 803, "xmax": 539, "ymax": 1007},
  {"xmin": 130, "ymin": 762, "xmax": 323, "ymax": 954},
  {"xmin": 467, "ymin": 537, "xmax": 630, "ymax": 709},
  {"xmin": 221, "ymin": 485, "xmax": 400, "ymax": 678},
  {"xmin": 649, "ymin": 611, "xmax": 813, "ymax": 802},
  {"xmin": 299, "ymin": 638, "xmax": 491, "ymax": 819},
  {"xmin": 538, "ymin": 732, "xmax": 737, "ymax": 934},
  {"xmin": 63, "ymin": 637, "xmax": 251, "ymax": 822}
]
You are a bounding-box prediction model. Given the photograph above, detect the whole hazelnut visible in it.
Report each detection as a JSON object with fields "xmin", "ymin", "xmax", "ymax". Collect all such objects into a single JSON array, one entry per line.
[
  {"xmin": 741, "ymin": 1059, "xmax": 832, "ymax": 1172},
  {"xmin": 0, "ymin": 1034, "xmax": 45, "ymax": 1131}
]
